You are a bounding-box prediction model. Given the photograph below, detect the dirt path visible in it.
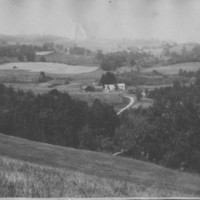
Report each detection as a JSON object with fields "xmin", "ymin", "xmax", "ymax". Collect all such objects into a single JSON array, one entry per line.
[{"xmin": 117, "ymin": 95, "xmax": 136, "ymax": 115}]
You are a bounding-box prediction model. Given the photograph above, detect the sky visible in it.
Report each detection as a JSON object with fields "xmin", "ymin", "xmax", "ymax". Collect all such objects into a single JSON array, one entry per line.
[{"xmin": 0, "ymin": 0, "xmax": 200, "ymax": 42}]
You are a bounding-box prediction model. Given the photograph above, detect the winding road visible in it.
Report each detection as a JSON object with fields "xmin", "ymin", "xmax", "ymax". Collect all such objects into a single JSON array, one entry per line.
[{"xmin": 117, "ymin": 95, "xmax": 136, "ymax": 115}]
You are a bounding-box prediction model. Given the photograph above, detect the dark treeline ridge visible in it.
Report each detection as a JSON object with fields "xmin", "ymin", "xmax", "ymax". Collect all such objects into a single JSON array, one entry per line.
[
  {"xmin": 0, "ymin": 43, "xmax": 93, "ymax": 62},
  {"xmin": 0, "ymin": 85, "xmax": 119, "ymax": 151},
  {"xmin": 0, "ymin": 44, "xmax": 40, "ymax": 61},
  {"xmin": 96, "ymin": 50, "xmax": 154, "ymax": 71},
  {"xmin": 116, "ymin": 72, "xmax": 200, "ymax": 173}
]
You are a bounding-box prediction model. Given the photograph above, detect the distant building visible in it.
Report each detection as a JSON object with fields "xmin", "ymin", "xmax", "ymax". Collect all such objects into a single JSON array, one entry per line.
[
  {"xmin": 104, "ymin": 83, "xmax": 125, "ymax": 92},
  {"xmin": 104, "ymin": 84, "xmax": 116, "ymax": 92},
  {"xmin": 117, "ymin": 83, "xmax": 126, "ymax": 91}
]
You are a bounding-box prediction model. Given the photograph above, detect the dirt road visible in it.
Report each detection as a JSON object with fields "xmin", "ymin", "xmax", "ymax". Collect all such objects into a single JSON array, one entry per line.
[{"xmin": 117, "ymin": 95, "xmax": 136, "ymax": 115}]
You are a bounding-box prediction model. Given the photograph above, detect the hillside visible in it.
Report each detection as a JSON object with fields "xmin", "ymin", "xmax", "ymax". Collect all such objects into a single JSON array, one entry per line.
[{"xmin": 0, "ymin": 133, "xmax": 200, "ymax": 197}]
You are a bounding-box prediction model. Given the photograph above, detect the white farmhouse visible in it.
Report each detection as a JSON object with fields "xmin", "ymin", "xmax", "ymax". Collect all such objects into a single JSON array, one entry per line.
[
  {"xmin": 117, "ymin": 83, "xmax": 125, "ymax": 91},
  {"xmin": 104, "ymin": 83, "xmax": 126, "ymax": 92},
  {"xmin": 104, "ymin": 84, "xmax": 116, "ymax": 92}
]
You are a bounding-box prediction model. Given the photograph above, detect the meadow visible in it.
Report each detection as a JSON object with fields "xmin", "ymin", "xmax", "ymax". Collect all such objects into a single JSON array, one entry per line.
[
  {"xmin": 0, "ymin": 133, "xmax": 200, "ymax": 197},
  {"xmin": 0, "ymin": 62, "xmax": 99, "ymax": 74}
]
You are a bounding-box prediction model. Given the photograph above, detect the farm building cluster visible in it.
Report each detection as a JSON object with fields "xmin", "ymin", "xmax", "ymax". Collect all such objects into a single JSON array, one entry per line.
[{"xmin": 82, "ymin": 83, "xmax": 126, "ymax": 93}]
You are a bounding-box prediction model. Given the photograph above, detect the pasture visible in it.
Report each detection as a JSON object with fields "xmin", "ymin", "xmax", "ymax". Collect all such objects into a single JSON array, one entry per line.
[
  {"xmin": 0, "ymin": 133, "xmax": 200, "ymax": 197},
  {"xmin": 0, "ymin": 62, "xmax": 99, "ymax": 74}
]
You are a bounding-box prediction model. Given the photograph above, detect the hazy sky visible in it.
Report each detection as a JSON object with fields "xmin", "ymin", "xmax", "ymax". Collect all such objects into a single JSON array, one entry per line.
[{"xmin": 0, "ymin": 0, "xmax": 200, "ymax": 42}]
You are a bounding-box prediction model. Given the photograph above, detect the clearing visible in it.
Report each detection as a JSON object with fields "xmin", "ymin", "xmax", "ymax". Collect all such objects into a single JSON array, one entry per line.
[
  {"xmin": 0, "ymin": 62, "xmax": 99, "ymax": 74},
  {"xmin": 0, "ymin": 133, "xmax": 200, "ymax": 197}
]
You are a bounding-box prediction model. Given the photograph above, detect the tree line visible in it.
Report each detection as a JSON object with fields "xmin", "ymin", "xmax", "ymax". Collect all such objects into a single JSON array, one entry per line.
[
  {"xmin": 0, "ymin": 43, "xmax": 93, "ymax": 63},
  {"xmin": 0, "ymin": 85, "xmax": 119, "ymax": 151},
  {"xmin": 0, "ymin": 44, "xmax": 39, "ymax": 62},
  {"xmin": 96, "ymin": 50, "xmax": 155, "ymax": 71}
]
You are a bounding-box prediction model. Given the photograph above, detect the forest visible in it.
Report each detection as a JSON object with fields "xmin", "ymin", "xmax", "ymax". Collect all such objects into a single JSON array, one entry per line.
[
  {"xmin": 116, "ymin": 71, "xmax": 200, "ymax": 173},
  {"xmin": 0, "ymin": 85, "xmax": 119, "ymax": 151}
]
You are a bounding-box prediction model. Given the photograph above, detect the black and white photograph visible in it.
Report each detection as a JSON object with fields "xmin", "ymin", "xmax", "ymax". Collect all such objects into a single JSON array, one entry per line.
[{"xmin": 0, "ymin": 0, "xmax": 200, "ymax": 198}]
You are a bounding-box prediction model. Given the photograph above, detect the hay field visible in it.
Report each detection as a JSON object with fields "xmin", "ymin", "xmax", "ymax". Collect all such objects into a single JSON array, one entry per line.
[{"xmin": 0, "ymin": 62, "xmax": 99, "ymax": 74}]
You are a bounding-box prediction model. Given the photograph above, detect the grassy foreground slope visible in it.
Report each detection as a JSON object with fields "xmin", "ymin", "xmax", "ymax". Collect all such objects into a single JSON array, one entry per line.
[{"xmin": 0, "ymin": 133, "xmax": 200, "ymax": 197}]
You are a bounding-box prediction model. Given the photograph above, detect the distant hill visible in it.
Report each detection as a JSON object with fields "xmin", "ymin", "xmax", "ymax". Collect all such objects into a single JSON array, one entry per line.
[{"xmin": 0, "ymin": 133, "xmax": 200, "ymax": 197}]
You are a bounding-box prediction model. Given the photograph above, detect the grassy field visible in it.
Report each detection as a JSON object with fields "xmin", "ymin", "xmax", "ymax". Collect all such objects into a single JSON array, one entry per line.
[
  {"xmin": 0, "ymin": 62, "xmax": 99, "ymax": 74},
  {"xmin": 0, "ymin": 133, "xmax": 200, "ymax": 197},
  {"xmin": 43, "ymin": 52, "xmax": 97, "ymax": 66},
  {"xmin": 0, "ymin": 66, "xmax": 123, "ymax": 108},
  {"xmin": 143, "ymin": 62, "xmax": 200, "ymax": 75}
]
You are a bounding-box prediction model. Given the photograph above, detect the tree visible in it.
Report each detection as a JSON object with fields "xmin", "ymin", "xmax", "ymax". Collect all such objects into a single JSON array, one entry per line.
[
  {"xmin": 162, "ymin": 43, "xmax": 171, "ymax": 56},
  {"xmin": 85, "ymin": 86, "xmax": 95, "ymax": 92},
  {"xmin": 100, "ymin": 52, "xmax": 126, "ymax": 71},
  {"xmin": 100, "ymin": 72, "xmax": 117, "ymax": 85},
  {"xmin": 18, "ymin": 54, "xmax": 24, "ymax": 62},
  {"xmin": 26, "ymin": 52, "xmax": 35, "ymax": 62}
]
